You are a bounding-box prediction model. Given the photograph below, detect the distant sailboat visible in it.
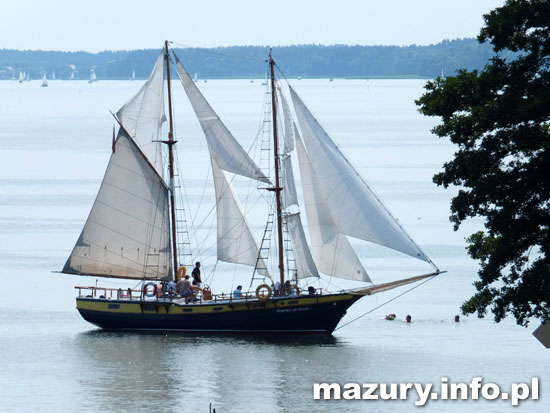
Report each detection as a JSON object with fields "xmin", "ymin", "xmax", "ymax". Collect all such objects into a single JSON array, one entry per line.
[
  {"xmin": 41, "ymin": 73, "xmax": 48, "ymax": 87},
  {"xmin": 193, "ymin": 72, "xmax": 198, "ymax": 83},
  {"xmin": 51, "ymin": 71, "xmax": 56, "ymax": 80},
  {"xmin": 131, "ymin": 70, "xmax": 136, "ymax": 81},
  {"xmin": 70, "ymin": 71, "xmax": 75, "ymax": 80},
  {"xmin": 88, "ymin": 69, "xmax": 97, "ymax": 83},
  {"xmin": 18, "ymin": 71, "xmax": 24, "ymax": 83},
  {"xmin": 26, "ymin": 73, "xmax": 31, "ymax": 82}
]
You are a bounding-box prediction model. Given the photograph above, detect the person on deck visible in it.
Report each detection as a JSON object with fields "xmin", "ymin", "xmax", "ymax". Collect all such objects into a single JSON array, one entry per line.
[
  {"xmin": 177, "ymin": 275, "xmax": 197, "ymax": 304},
  {"xmin": 166, "ymin": 280, "xmax": 177, "ymax": 297},
  {"xmin": 274, "ymin": 281, "xmax": 282, "ymax": 297},
  {"xmin": 233, "ymin": 285, "xmax": 244, "ymax": 300},
  {"xmin": 192, "ymin": 262, "xmax": 202, "ymax": 287}
]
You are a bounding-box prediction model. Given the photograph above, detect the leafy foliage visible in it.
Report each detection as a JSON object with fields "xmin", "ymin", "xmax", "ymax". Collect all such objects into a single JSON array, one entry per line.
[{"xmin": 416, "ymin": 0, "xmax": 550, "ymax": 326}]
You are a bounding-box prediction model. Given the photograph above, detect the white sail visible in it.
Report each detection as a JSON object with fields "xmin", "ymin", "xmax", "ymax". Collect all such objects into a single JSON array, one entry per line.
[
  {"xmin": 173, "ymin": 53, "xmax": 270, "ymax": 184},
  {"xmin": 131, "ymin": 70, "xmax": 135, "ymax": 81},
  {"xmin": 295, "ymin": 133, "xmax": 371, "ymax": 282},
  {"xmin": 70, "ymin": 71, "xmax": 74, "ymax": 80},
  {"xmin": 51, "ymin": 71, "xmax": 56, "ymax": 80},
  {"xmin": 116, "ymin": 50, "xmax": 166, "ymax": 177},
  {"xmin": 63, "ymin": 129, "xmax": 172, "ymax": 280},
  {"xmin": 279, "ymin": 89, "xmax": 295, "ymax": 154},
  {"xmin": 41, "ymin": 73, "xmax": 48, "ymax": 87},
  {"xmin": 286, "ymin": 213, "xmax": 319, "ymax": 279},
  {"xmin": 211, "ymin": 157, "xmax": 268, "ymax": 275},
  {"xmin": 282, "ymin": 154, "xmax": 299, "ymax": 210},
  {"xmin": 18, "ymin": 71, "xmax": 24, "ymax": 82},
  {"xmin": 290, "ymin": 86, "xmax": 430, "ymax": 263}
]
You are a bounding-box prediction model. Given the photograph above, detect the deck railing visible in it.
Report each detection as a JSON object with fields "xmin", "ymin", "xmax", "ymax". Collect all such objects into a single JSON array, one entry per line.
[{"xmin": 74, "ymin": 285, "xmax": 324, "ymax": 303}]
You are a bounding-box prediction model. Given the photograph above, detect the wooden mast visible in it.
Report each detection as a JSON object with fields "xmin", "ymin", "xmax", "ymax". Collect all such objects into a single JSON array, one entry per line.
[
  {"xmin": 164, "ymin": 40, "xmax": 179, "ymax": 279},
  {"xmin": 269, "ymin": 49, "xmax": 285, "ymax": 286}
]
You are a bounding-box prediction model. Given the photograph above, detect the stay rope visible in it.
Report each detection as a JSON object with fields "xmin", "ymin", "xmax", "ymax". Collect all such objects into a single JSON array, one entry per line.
[{"xmin": 334, "ymin": 275, "xmax": 438, "ymax": 332}]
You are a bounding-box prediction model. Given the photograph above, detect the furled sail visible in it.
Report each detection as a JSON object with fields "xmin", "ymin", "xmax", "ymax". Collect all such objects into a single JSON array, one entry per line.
[
  {"xmin": 173, "ymin": 53, "xmax": 270, "ymax": 184},
  {"xmin": 286, "ymin": 213, "xmax": 319, "ymax": 279},
  {"xmin": 62, "ymin": 129, "xmax": 172, "ymax": 280},
  {"xmin": 290, "ymin": 86, "xmax": 430, "ymax": 263},
  {"xmin": 295, "ymin": 134, "xmax": 371, "ymax": 282},
  {"xmin": 116, "ymin": 50, "xmax": 166, "ymax": 177},
  {"xmin": 211, "ymin": 157, "xmax": 269, "ymax": 275}
]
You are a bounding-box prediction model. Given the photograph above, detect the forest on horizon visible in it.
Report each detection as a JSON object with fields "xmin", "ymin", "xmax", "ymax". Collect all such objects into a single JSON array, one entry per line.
[{"xmin": 0, "ymin": 39, "xmax": 508, "ymax": 80}]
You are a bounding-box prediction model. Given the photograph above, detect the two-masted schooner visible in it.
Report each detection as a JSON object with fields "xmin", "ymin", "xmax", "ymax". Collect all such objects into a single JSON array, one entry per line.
[{"xmin": 62, "ymin": 42, "xmax": 441, "ymax": 334}]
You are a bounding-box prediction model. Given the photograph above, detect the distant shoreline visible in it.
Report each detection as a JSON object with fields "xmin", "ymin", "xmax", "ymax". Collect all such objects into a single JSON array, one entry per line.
[{"xmin": 1, "ymin": 39, "xmax": 508, "ymax": 81}]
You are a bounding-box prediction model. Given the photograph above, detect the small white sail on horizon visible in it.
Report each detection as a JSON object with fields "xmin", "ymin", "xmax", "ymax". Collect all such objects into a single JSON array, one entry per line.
[
  {"xmin": 41, "ymin": 73, "xmax": 48, "ymax": 87},
  {"xmin": 51, "ymin": 71, "xmax": 56, "ymax": 80},
  {"xmin": 131, "ymin": 70, "xmax": 136, "ymax": 81}
]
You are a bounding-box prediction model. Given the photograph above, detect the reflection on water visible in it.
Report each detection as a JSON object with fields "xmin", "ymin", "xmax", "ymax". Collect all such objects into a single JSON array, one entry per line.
[{"xmin": 73, "ymin": 330, "xmax": 345, "ymax": 412}]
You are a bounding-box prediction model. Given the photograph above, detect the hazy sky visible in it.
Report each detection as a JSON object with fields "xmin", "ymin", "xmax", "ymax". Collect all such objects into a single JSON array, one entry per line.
[{"xmin": 2, "ymin": 0, "xmax": 505, "ymax": 52}]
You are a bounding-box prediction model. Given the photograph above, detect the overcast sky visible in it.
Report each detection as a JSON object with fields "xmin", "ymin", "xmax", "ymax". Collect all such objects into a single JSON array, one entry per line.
[{"xmin": 2, "ymin": 0, "xmax": 505, "ymax": 52}]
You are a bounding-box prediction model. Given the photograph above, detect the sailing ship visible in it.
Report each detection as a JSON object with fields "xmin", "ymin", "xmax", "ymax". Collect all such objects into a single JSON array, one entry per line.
[
  {"xmin": 41, "ymin": 73, "xmax": 48, "ymax": 87},
  {"xmin": 63, "ymin": 42, "xmax": 440, "ymax": 334},
  {"xmin": 52, "ymin": 71, "xmax": 56, "ymax": 80},
  {"xmin": 88, "ymin": 69, "xmax": 97, "ymax": 83},
  {"xmin": 131, "ymin": 70, "xmax": 136, "ymax": 81},
  {"xmin": 18, "ymin": 71, "xmax": 25, "ymax": 83},
  {"xmin": 193, "ymin": 72, "xmax": 198, "ymax": 82}
]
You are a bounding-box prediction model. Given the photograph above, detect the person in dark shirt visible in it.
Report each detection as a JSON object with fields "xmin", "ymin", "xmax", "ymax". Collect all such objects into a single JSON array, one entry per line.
[{"xmin": 192, "ymin": 262, "xmax": 202, "ymax": 286}]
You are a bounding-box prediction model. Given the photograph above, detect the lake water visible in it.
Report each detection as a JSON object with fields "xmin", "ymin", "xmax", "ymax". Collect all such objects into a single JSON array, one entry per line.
[{"xmin": 0, "ymin": 78, "xmax": 548, "ymax": 412}]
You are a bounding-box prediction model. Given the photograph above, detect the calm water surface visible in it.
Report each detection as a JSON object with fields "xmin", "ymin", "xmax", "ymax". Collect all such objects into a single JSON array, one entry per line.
[{"xmin": 0, "ymin": 79, "xmax": 548, "ymax": 412}]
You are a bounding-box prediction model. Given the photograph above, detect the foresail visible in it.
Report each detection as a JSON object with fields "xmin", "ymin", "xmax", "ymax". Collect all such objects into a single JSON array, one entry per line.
[
  {"xmin": 290, "ymin": 86, "xmax": 430, "ymax": 263},
  {"xmin": 62, "ymin": 129, "xmax": 172, "ymax": 280},
  {"xmin": 211, "ymin": 157, "xmax": 269, "ymax": 275},
  {"xmin": 286, "ymin": 213, "xmax": 319, "ymax": 279},
  {"xmin": 295, "ymin": 133, "xmax": 371, "ymax": 282},
  {"xmin": 116, "ymin": 50, "xmax": 166, "ymax": 177},
  {"xmin": 173, "ymin": 53, "xmax": 270, "ymax": 184}
]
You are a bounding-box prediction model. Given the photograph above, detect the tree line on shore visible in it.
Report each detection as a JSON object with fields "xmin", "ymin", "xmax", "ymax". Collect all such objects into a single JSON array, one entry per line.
[{"xmin": 0, "ymin": 38, "xmax": 511, "ymax": 80}]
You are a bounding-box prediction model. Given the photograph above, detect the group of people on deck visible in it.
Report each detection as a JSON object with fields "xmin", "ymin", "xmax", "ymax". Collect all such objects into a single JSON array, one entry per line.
[{"xmin": 166, "ymin": 262, "xmax": 202, "ymax": 304}]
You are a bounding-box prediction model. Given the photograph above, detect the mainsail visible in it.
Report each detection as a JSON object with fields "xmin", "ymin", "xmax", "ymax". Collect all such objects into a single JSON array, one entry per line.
[
  {"xmin": 295, "ymin": 133, "xmax": 371, "ymax": 282},
  {"xmin": 290, "ymin": 86, "xmax": 431, "ymax": 264},
  {"xmin": 211, "ymin": 157, "xmax": 268, "ymax": 275},
  {"xmin": 173, "ymin": 53, "xmax": 270, "ymax": 184},
  {"xmin": 62, "ymin": 129, "xmax": 172, "ymax": 280},
  {"xmin": 116, "ymin": 50, "xmax": 166, "ymax": 177}
]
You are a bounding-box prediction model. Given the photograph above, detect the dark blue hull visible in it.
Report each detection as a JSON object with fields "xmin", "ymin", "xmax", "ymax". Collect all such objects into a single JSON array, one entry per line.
[{"xmin": 77, "ymin": 294, "xmax": 360, "ymax": 335}]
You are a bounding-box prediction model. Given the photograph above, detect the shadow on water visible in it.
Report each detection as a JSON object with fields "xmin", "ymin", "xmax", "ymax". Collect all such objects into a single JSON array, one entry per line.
[{"xmin": 79, "ymin": 327, "xmax": 344, "ymax": 347}]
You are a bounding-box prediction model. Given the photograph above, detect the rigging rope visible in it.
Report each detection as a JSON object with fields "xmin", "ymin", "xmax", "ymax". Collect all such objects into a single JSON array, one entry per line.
[{"xmin": 333, "ymin": 275, "xmax": 438, "ymax": 332}]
